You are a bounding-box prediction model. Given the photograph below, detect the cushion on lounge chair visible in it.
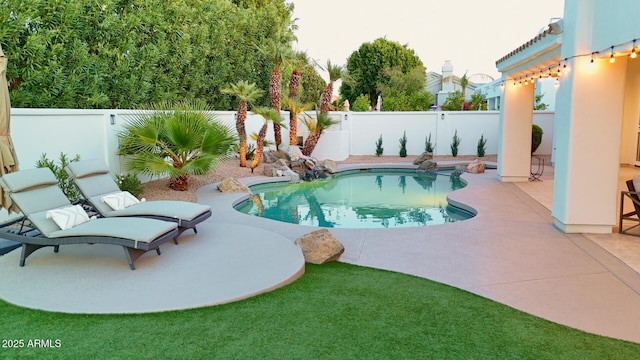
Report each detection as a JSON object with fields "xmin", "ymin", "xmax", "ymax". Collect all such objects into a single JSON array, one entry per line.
[
  {"xmin": 47, "ymin": 217, "xmax": 177, "ymax": 246},
  {"xmin": 101, "ymin": 191, "xmax": 142, "ymax": 210},
  {"xmin": 65, "ymin": 159, "xmax": 120, "ymax": 197},
  {"xmin": 46, "ymin": 204, "xmax": 91, "ymax": 230},
  {"xmin": 90, "ymin": 199, "xmax": 210, "ymax": 222},
  {"xmin": 67, "ymin": 159, "xmax": 212, "ymax": 226},
  {"xmin": 0, "ymin": 168, "xmax": 70, "ymax": 215}
]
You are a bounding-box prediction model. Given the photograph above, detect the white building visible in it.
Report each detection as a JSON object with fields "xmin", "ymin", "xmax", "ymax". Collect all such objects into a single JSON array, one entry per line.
[
  {"xmin": 476, "ymin": 76, "xmax": 556, "ymax": 111},
  {"xmin": 425, "ymin": 60, "xmax": 492, "ymax": 108},
  {"xmin": 496, "ymin": 0, "xmax": 640, "ymax": 234}
]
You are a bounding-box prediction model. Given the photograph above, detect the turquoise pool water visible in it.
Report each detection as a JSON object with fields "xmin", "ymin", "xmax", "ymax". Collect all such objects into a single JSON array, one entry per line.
[{"xmin": 235, "ymin": 169, "xmax": 474, "ymax": 229}]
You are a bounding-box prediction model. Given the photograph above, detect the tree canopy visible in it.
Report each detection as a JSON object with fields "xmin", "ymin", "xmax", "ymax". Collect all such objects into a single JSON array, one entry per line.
[
  {"xmin": 0, "ymin": 0, "xmax": 296, "ymax": 109},
  {"xmin": 340, "ymin": 38, "xmax": 424, "ymax": 108}
]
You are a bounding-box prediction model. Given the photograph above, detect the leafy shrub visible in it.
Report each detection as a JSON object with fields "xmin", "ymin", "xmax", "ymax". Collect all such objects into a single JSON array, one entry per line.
[
  {"xmin": 352, "ymin": 94, "xmax": 371, "ymax": 112},
  {"xmin": 425, "ymin": 133, "xmax": 434, "ymax": 153},
  {"xmin": 450, "ymin": 130, "xmax": 461, "ymax": 157},
  {"xmin": 35, "ymin": 152, "xmax": 81, "ymax": 202},
  {"xmin": 399, "ymin": 131, "xmax": 408, "ymax": 157},
  {"xmin": 532, "ymin": 124, "xmax": 544, "ymax": 153},
  {"xmin": 375, "ymin": 135, "xmax": 384, "ymax": 156},
  {"xmin": 115, "ymin": 173, "xmax": 144, "ymax": 198},
  {"xmin": 477, "ymin": 134, "xmax": 487, "ymax": 157}
]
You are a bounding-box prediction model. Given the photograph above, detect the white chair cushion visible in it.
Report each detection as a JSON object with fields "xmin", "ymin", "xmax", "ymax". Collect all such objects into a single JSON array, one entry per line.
[
  {"xmin": 101, "ymin": 191, "xmax": 144, "ymax": 211},
  {"xmin": 46, "ymin": 205, "xmax": 91, "ymax": 230}
]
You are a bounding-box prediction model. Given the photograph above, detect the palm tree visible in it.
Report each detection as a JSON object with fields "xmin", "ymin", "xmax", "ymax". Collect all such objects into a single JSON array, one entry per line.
[
  {"xmin": 460, "ymin": 71, "xmax": 469, "ymax": 108},
  {"xmin": 220, "ymin": 81, "xmax": 264, "ymax": 167},
  {"xmin": 301, "ymin": 112, "xmax": 340, "ymax": 156},
  {"xmin": 320, "ymin": 60, "xmax": 344, "ymax": 114},
  {"xmin": 117, "ymin": 100, "xmax": 236, "ymax": 191},
  {"xmin": 284, "ymin": 97, "xmax": 313, "ymax": 146},
  {"xmin": 250, "ymin": 107, "xmax": 287, "ymax": 172},
  {"xmin": 256, "ymin": 39, "xmax": 293, "ymax": 150}
]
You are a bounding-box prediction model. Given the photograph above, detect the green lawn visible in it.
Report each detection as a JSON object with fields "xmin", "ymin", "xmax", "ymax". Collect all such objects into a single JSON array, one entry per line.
[{"xmin": 1, "ymin": 262, "xmax": 638, "ymax": 359}]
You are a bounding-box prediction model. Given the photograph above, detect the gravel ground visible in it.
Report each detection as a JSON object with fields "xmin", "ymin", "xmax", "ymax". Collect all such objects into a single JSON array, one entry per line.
[{"xmin": 141, "ymin": 154, "xmax": 498, "ymax": 202}]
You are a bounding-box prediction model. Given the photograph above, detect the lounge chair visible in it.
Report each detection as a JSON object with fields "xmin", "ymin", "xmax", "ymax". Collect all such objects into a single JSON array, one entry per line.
[
  {"xmin": 65, "ymin": 159, "xmax": 212, "ymax": 242},
  {"xmin": 619, "ymin": 176, "xmax": 640, "ymax": 236},
  {"xmin": 0, "ymin": 167, "xmax": 179, "ymax": 269}
]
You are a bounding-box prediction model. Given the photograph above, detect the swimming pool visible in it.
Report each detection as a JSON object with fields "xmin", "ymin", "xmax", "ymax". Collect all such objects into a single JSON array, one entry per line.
[{"xmin": 234, "ymin": 169, "xmax": 474, "ymax": 228}]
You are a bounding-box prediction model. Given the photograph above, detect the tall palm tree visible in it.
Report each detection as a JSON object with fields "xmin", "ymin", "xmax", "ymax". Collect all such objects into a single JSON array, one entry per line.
[
  {"xmin": 320, "ymin": 60, "xmax": 343, "ymax": 114},
  {"xmin": 256, "ymin": 39, "xmax": 293, "ymax": 150},
  {"xmin": 460, "ymin": 71, "xmax": 469, "ymax": 102},
  {"xmin": 117, "ymin": 100, "xmax": 237, "ymax": 191},
  {"xmin": 250, "ymin": 107, "xmax": 287, "ymax": 172},
  {"xmin": 220, "ymin": 81, "xmax": 264, "ymax": 167},
  {"xmin": 284, "ymin": 98, "xmax": 313, "ymax": 147},
  {"xmin": 301, "ymin": 112, "xmax": 339, "ymax": 156}
]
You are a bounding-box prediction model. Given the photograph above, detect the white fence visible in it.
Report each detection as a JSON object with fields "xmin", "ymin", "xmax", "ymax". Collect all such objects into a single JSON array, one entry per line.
[{"xmin": 10, "ymin": 109, "xmax": 554, "ymax": 174}]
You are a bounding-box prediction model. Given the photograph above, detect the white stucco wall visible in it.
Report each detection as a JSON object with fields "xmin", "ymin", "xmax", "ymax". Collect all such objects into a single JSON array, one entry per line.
[{"xmin": 8, "ymin": 109, "xmax": 555, "ymax": 173}]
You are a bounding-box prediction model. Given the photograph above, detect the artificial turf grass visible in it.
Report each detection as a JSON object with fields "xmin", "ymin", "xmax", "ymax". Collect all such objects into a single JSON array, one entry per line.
[{"xmin": 1, "ymin": 262, "xmax": 639, "ymax": 359}]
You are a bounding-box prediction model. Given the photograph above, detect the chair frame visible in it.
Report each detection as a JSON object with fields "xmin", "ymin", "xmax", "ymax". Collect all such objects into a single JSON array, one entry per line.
[{"xmin": 619, "ymin": 179, "xmax": 640, "ymax": 236}]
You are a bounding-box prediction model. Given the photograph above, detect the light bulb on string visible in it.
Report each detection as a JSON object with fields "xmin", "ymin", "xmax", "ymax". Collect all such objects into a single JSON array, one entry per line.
[
  {"xmin": 631, "ymin": 40, "xmax": 637, "ymax": 59},
  {"xmin": 610, "ymin": 46, "xmax": 615, "ymax": 63},
  {"xmin": 590, "ymin": 52, "xmax": 595, "ymax": 63}
]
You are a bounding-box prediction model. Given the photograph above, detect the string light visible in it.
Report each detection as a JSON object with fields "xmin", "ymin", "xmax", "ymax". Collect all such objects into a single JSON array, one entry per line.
[
  {"xmin": 508, "ymin": 38, "xmax": 637, "ymax": 89},
  {"xmin": 609, "ymin": 46, "xmax": 615, "ymax": 63}
]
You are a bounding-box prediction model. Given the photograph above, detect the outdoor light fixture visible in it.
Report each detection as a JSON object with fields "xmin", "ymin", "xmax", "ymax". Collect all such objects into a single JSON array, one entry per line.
[
  {"xmin": 110, "ymin": 114, "xmax": 116, "ymax": 125},
  {"xmin": 440, "ymin": 113, "xmax": 445, "ymax": 120},
  {"xmin": 631, "ymin": 40, "xmax": 637, "ymax": 59},
  {"xmin": 610, "ymin": 46, "xmax": 615, "ymax": 63}
]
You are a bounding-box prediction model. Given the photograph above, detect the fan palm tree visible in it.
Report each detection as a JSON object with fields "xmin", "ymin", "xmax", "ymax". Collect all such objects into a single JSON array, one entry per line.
[
  {"xmin": 256, "ymin": 39, "xmax": 293, "ymax": 150},
  {"xmin": 301, "ymin": 112, "xmax": 340, "ymax": 156},
  {"xmin": 284, "ymin": 97, "xmax": 313, "ymax": 146},
  {"xmin": 220, "ymin": 81, "xmax": 264, "ymax": 167},
  {"xmin": 117, "ymin": 100, "xmax": 237, "ymax": 191},
  {"xmin": 320, "ymin": 60, "xmax": 344, "ymax": 114},
  {"xmin": 250, "ymin": 107, "xmax": 287, "ymax": 172},
  {"xmin": 460, "ymin": 71, "xmax": 469, "ymax": 104}
]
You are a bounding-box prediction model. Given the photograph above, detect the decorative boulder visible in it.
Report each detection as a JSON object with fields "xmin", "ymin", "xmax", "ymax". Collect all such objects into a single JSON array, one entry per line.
[
  {"xmin": 263, "ymin": 150, "xmax": 280, "ymax": 164},
  {"xmin": 286, "ymin": 146, "xmax": 306, "ymax": 162},
  {"xmin": 294, "ymin": 229, "xmax": 345, "ymax": 264},
  {"xmin": 263, "ymin": 164, "xmax": 279, "ymax": 177},
  {"xmin": 413, "ymin": 152, "xmax": 433, "ymax": 165},
  {"xmin": 418, "ymin": 160, "xmax": 438, "ymax": 171},
  {"xmin": 452, "ymin": 165, "xmax": 465, "ymax": 177},
  {"xmin": 281, "ymin": 166, "xmax": 301, "ymax": 183},
  {"xmin": 304, "ymin": 159, "xmax": 316, "ymax": 170},
  {"xmin": 275, "ymin": 158, "xmax": 289, "ymax": 169},
  {"xmin": 322, "ymin": 159, "xmax": 338, "ymax": 174},
  {"xmin": 467, "ymin": 159, "xmax": 486, "ymax": 174},
  {"xmin": 218, "ymin": 177, "xmax": 251, "ymax": 193}
]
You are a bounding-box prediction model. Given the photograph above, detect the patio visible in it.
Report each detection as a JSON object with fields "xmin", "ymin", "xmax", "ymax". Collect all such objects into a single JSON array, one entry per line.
[{"xmin": 1, "ymin": 161, "xmax": 639, "ymax": 344}]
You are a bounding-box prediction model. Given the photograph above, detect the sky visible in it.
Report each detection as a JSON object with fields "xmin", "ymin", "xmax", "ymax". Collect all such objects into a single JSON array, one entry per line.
[{"xmin": 289, "ymin": 0, "xmax": 565, "ymax": 82}]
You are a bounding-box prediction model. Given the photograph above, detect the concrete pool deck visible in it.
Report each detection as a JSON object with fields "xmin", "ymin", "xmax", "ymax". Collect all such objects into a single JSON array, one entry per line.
[{"xmin": 0, "ymin": 162, "xmax": 639, "ymax": 343}]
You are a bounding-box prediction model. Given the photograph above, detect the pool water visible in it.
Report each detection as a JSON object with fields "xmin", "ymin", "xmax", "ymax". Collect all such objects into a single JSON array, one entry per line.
[{"xmin": 235, "ymin": 169, "xmax": 473, "ymax": 229}]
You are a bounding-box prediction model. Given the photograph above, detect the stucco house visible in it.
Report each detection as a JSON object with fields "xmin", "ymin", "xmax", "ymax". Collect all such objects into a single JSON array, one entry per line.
[{"xmin": 496, "ymin": 0, "xmax": 640, "ymax": 234}]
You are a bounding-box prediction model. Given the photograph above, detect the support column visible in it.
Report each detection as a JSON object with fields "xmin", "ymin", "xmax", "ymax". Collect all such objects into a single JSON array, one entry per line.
[
  {"xmin": 551, "ymin": 57, "xmax": 627, "ymax": 233},
  {"xmin": 497, "ymin": 77, "xmax": 534, "ymax": 182}
]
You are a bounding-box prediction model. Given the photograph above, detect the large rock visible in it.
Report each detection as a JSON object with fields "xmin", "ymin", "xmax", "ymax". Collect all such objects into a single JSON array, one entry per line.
[
  {"xmin": 275, "ymin": 158, "xmax": 289, "ymax": 169},
  {"xmin": 413, "ymin": 152, "xmax": 433, "ymax": 165},
  {"xmin": 218, "ymin": 177, "xmax": 251, "ymax": 193},
  {"xmin": 294, "ymin": 229, "xmax": 344, "ymax": 264},
  {"xmin": 418, "ymin": 160, "xmax": 438, "ymax": 171},
  {"xmin": 286, "ymin": 146, "xmax": 306, "ymax": 162},
  {"xmin": 322, "ymin": 159, "xmax": 338, "ymax": 174},
  {"xmin": 263, "ymin": 150, "xmax": 280, "ymax": 164},
  {"xmin": 263, "ymin": 164, "xmax": 279, "ymax": 177},
  {"xmin": 281, "ymin": 166, "xmax": 301, "ymax": 183},
  {"xmin": 467, "ymin": 159, "xmax": 486, "ymax": 174}
]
